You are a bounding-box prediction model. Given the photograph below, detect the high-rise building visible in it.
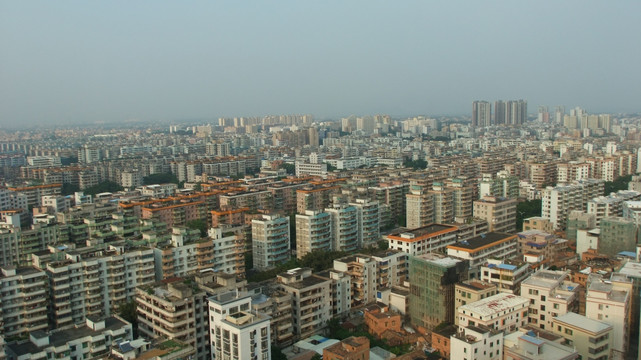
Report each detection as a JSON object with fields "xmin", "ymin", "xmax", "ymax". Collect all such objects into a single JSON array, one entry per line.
[
  {"xmin": 136, "ymin": 280, "xmax": 210, "ymax": 360},
  {"xmin": 538, "ymin": 105, "xmax": 550, "ymax": 123},
  {"xmin": 326, "ymin": 204, "xmax": 359, "ymax": 252},
  {"xmin": 494, "ymin": 100, "xmax": 506, "ymax": 125},
  {"xmin": 296, "ymin": 210, "xmax": 332, "ymax": 259},
  {"xmin": 208, "ymin": 292, "xmax": 271, "ymax": 360},
  {"xmin": 350, "ymin": 199, "xmax": 380, "ymax": 248},
  {"xmin": 473, "ymin": 196, "xmax": 517, "ymax": 233},
  {"xmin": 472, "ymin": 101, "xmax": 492, "ymax": 127},
  {"xmin": 277, "ymin": 268, "xmax": 331, "ymax": 339},
  {"xmin": 252, "ymin": 214, "xmax": 291, "ymax": 271},
  {"xmin": 494, "ymin": 100, "xmax": 527, "ymax": 126},
  {"xmin": 409, "ymin": 253, "xmax": 468, "ymax": 333}
]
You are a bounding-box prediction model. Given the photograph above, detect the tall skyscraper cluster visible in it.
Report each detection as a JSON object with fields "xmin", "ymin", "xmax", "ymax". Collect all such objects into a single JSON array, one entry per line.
[{"xmin": 472, "ymin": 99, "xmax": 528, "ymax": 127}]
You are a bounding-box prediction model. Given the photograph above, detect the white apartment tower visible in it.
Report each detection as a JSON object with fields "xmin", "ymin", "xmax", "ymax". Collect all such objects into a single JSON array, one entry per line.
[
  {"xmin": 252, "ymin": 214, "xmax": 291, "ymax": 271},
  {"xmin": 295, "ymin": 210, "xmax": 332, "ymax": 259}
]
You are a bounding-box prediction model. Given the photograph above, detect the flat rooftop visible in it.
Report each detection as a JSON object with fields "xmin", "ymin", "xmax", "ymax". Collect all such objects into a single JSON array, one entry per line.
[
  {"xmin": 447, "ymin": 232, "xmax": 515, "ymax": 252},
  {"xmin": 388, "ymin": 224, "xmax": 457, "ymax": 242},
  {"xmin": 458, "ymin": 293, "xmax": 529, "ymax": 317},
  {"xmin": 554, "ymin": 312, "xmax": 612, "ymax": 334}
]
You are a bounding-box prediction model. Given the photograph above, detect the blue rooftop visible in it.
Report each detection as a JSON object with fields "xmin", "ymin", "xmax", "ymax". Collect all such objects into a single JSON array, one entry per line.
[
  {"xmin": 497, "ymin": 264, "xmax": 517, "ymax": 271},
  {"xmin": 520, "ymin": 334, "xmax": 545, "ymax": 346}
]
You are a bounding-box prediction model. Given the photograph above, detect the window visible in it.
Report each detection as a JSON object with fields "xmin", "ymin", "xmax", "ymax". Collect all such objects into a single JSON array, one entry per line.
[{"xmin": 565, "ymin": 328, "xmax": 573, "ymax": 335}]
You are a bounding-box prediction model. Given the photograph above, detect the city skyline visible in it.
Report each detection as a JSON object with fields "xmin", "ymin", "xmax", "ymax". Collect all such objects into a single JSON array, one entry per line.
[{"xmin": 1, "ymin": 1, "xmax": 641, "ymax": 126}]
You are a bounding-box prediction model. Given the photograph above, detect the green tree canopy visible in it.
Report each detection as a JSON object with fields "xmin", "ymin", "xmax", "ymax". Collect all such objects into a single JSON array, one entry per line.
[
  {"xmin": 143, "ymin": 173, "xmax": 179, "ymax": 185},
  {"xmin": 83, "ymin": 181, "xmax": 124, "ymax": 196}
]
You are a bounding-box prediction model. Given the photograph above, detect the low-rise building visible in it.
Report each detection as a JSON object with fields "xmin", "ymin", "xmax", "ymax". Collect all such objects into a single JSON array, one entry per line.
[
  {"xmin": 480, "ymin": 259, "xmax": 532, "ymax": 294},
  {"xmin": 454, "ymin": 280, "xmax": 498, "ymax": 325},
  {"xmin": 450, "ymin": 325, "xmax": 503, "ymax": 360},
  {"xmin": 520, "ymin": 270, "xmax": 580, "ymax": 332},
  {"xmin": 503, "ymin": 331, "xmax": 579, "ymax": 360},
  {"xmin": 457, "ymin": 293, "xmax": 529, "ymax": 333},
  {"xmin": 323, "ymin": 336, "xmax": 370, "ymax": 360},
  {"xmin": 552, "ymin": 312, "xmax": 612, "ymax": 360},
  {"xmin": 585, "ymin": 273, "xmax": 632, "ymax": 358}
]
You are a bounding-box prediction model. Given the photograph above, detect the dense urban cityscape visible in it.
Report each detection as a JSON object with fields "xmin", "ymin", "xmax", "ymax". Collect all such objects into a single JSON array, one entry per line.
[{"xmin": 0, "ymin": 106, "xmax": 640, "ymax": 359}]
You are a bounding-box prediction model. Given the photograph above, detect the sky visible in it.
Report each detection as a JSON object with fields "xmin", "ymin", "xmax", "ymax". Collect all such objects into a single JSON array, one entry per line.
[{"xmin": 1, "ymin": 1, "xmax": 640, "ymax": 127}]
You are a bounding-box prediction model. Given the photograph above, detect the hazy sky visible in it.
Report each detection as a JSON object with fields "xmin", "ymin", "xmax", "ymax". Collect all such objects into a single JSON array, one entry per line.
[{"xmin": 1, "ymin": 1, "xmax": 640, "ymax": 126}]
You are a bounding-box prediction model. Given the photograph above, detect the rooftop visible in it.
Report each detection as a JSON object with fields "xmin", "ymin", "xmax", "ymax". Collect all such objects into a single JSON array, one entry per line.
[
  {"xmin": 387, "ymin": 223, "xmax": 457, "ymax": 242},
  {"xmin": 458, "ymin": 293, "xmax": 529, "ymax": 317},
  {"xmin": 447, "ymin": 232, "xmax": 516, "ymax": 253},
  {"xmin": 553, "ymin": 312, "xmax": 612, "ymax": 334}
]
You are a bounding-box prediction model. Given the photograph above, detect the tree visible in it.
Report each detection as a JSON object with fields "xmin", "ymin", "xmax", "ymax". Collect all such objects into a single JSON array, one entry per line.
[
  {"xmin": 279, "ymin": 163, "xmax": 295, "ymax": 175},
  {"xmin": 143, "ymin": 173, "xmax": 179, "ymax": 185},
  {"xmin": 186, "ymin": 219, "xmax": 208, "ymax": 237},
  {"xmin": 516, "ymin": 199, "xmax": 542, "ymax": 231},
  {"xmin": 604, "ymin": 175, "xmax": 632, "ymax": 195},
  {"xmin": 271, "ymin": 345, "xmax": 288, "ymax": 360},
  {"xmin": 403, "ymin": 159, "xmax": 427, "ymax": 170},
  {"xmin": 83, "ymin": 181, "xmax": 124, "ymax": 196},
  {"xmin": 117, "ymin": 300, "xmax": 138, "ymax": 338},
  {"xmin": 61, "ymin": 183, "xmax": 80, "ymax": 196}
]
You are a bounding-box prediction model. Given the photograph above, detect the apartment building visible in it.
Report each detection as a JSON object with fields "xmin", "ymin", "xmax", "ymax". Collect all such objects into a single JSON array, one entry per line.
[
  {"xmin": 350, "ymin": 199, "xmax": 380, "ymax": 248},
  {"xmin": 369, "ymin": 182, "xmax": 408, "ymax": 221},
  {"xmin": 520, "ymin": 270, "xmax": 580, "ymax": 331},
  {"xmin": 370, "ymin": 249, "xmax": 408, "ymax": 290},
  {"xmin": 208, "ymin": 291, "xmax": 270, "ymax": 360},
  {"xmin": 599, "ymin": 217, "xmax": 640, "ymax": 257},
  {"xmin": 277, "ymin": 268, "xmax": 331, "ymax": 339},
  {"xmin": 480, "ymin": 259, "xmax": 531, "ymax": 294},
  {"xmin": 585, "ymin": 273, "xmax": 632, "ymax": 357},
  {"xmin": 454, "ymin": 280, "xmax": 498, "ymax": 325},
  {"xmin": 317, "ymin": 269, "xmax": 352, "ymax": 317},
  {"xmin": 557, "ymin": 161, "xmax": 591, "ymax": 183},
  {"xmin": 409, "ymin": 253, "xmax": 468, "ymax": 333},
  {"xmin": 479, "ymin": 170, "xmax": 520, "ymax": 199},
  {"xmin": 154, "ymin": 227, "xmax": 215, "ymax": 280},
  {"xmin": 405, "ymin": 188, "xmax": 434, "ymax": 229},
  {"xmin": 33, "ymin": 243, "xmax": 155, "ymax": 329},
  {"xmin": 473, "ymin": 196, "xmax": 517, "ymax": 233},
  {"xmin": 7, "ymin": 184, "xmax": 61, "ymax": 208},
  {"xmin": 542, "ymin": 179, "xmax": 604, "ymax": 230},
  {"xmin": 208, "ymin": 225, "xmax": 246, "ymax": 277},
  {"xmin": 296, "ymin": 210, "xmax": 332, "ymax": 259},
  {"xmin": 386, "ymin": 224, "xmax": 458, "ymax": 256},
  {"xmin": 141, "ymin": 200, "xmax": 208, "ymax": 229},
  {"xmin": 446, "ymin": 232, "xmax": 518, "ymax": 278},
  {"xmin": 0, "ymin": 266, "xmax": 49, "ymax": 337},
  {"xmin": 219, "ymin": 189, "xmax": 272, "ymax": 211},
  {"xmin": 252, "ymin": 214, "xmax": 290, "ymax": 271},
  {"xmin": 552, "ymin": 312, "xmax": 612, "ymax": 360},
  {"xmin": 136, "ymin": 279, "xmax": 211, "ymax": 359},
  {"xmin": 517, "ymin": 230, "xmax": 568, "ymax": 266},
  {"xmin": 5, "ymin": 316, "xmax": 132, "ymax": 360},
  {"xmin": 249, "ymin": 286, "xmax": 295, "ymax": 347},
  {"xmin": 587, "ymin": 190, "xmax": 641, "ymax": 225},
  {"xmin": 297, "ymin": 185, "xmax": 341, "ymax": 213},
  {"xmin": 457, "ymin": 292, "xmax": 529, "ymax": 333},
  {"xmin": 503, "ymin": 331, "xmax": 579, "ymax": 360},
  {"xmin": 326, "ymin": 204, "xmax": 359, "ymax": 253},
  {"xmin": 450, "ymin": 325, "xmax": 503, "ymax": 360},
  {"xmin": 333, "ymin": 255, "xmax": 377, "ymax": 306}
]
